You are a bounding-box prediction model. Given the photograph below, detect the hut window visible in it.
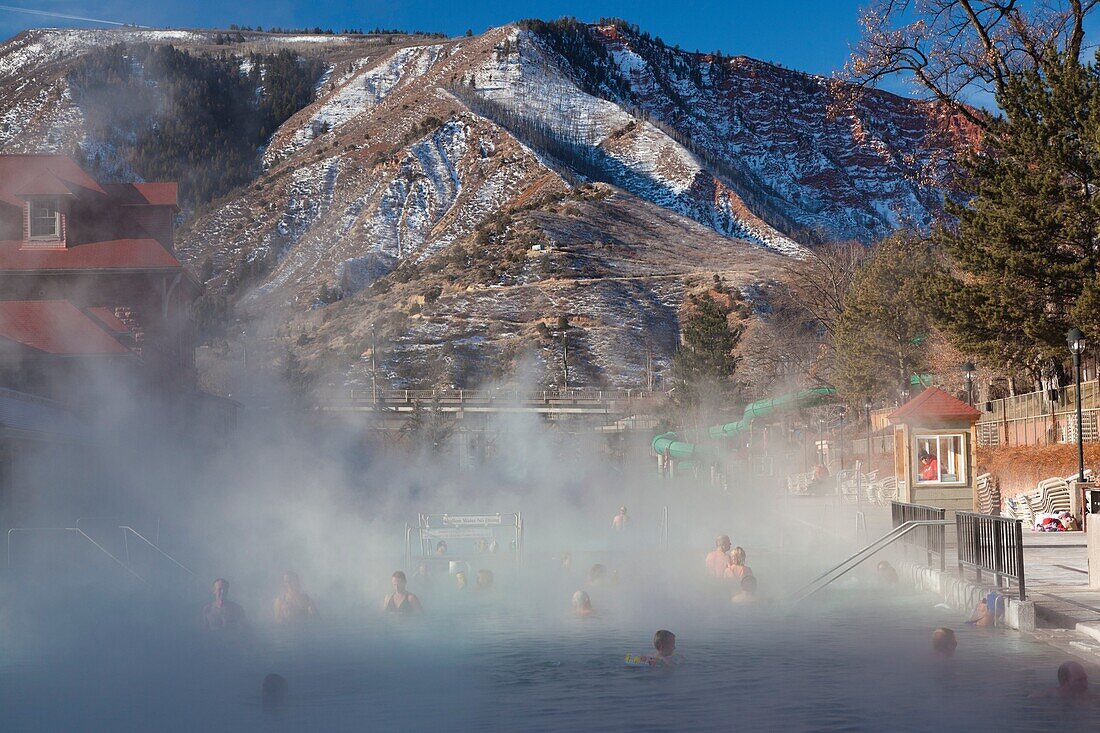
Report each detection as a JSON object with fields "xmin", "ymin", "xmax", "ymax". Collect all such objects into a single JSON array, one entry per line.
[
  {"xmin": 915, "ymin": 434, "xmax": 965, "ymax": 484},
  {"xmin": 29, "ymin": 198, "xmax": 61, "ymax": 239}
]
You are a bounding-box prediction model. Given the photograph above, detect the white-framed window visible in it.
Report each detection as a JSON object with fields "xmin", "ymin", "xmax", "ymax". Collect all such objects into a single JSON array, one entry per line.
[
  {"xmin": 28, "ymin": 198, "xmax": 61, "ymax": 239},
  {"xmin": 915, "ymin": 433, "xmax": 966, "ymax": 484}
]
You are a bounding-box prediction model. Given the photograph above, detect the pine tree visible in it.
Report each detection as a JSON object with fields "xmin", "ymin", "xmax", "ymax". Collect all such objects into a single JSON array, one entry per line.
[
  {"xmin": 934, "ymin": 52, "xmax": 1100, "ymax": 378},
  {"xmin": 671, "ymin": 290, "xmax": 743, "ymax": 404}
]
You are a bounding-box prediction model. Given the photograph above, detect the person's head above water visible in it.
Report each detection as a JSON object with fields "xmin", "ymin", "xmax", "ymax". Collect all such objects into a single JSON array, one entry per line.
[
  {"xmin": 588, "ymin": 563, "xmax": 607, "ymax": 584},
  {"xmin": 716, "ymin": 535, "xmax": 731, "ymax": 552},
  {"xmin": 261, "ymin": 673, "xmax": 287, "ymax": 708},
  {"xmin": 740, "ymin": 575, "xmax": 757, "ymax": 594},
  {"xmin": 572, "ymin": 590, "xmax": 592, "ymax": 610},
  {"xmin": 391, "ymin": 571, "xmax": 408, "ymax": 591},
  {"xmin": 730, "ymin": 547, "xmax": 746, "ymax": 566},
  {"xmin": 476, "ymin": 569, "xmax": 493, "ymax": 590},
  {"xmin": 653, "ymin": 629, "xmax": 676, "ymax": 657},
  {"xmin": 876, "ymin": 560, "xmax": 899, "ymax": 585},
  {"xmin": 213, "ymin": 578, "xmax": 230, "ymax": 603},
  {"xmin": 282, "ymin": 571, "xmax": 301, "ymax": 593},
  {"xmin": 931, "ymin": 628, "xmax": 957, "ymax": 657},
  {"xmin": 455, "ymin": 571, "xmax": 468, "ymax": 589},
  {"xmin": 435, "ymin": 541, "xmax": 448, "ymax": 555},
  {"xmin": 1058, "ymin": 661, "xmax": 1089, "ymax": 696}
]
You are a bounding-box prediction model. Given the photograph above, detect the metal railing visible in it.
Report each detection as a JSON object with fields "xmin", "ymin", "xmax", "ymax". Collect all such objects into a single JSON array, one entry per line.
[
  {"xmin": 956, "ymin": 511, "xmax": 1025, "ymax": 600},
  {"xmin": 792, "ymin": 518, "xmax": 952, "ymax": 602},
  {"xmin": 890, "ymin": 501, "xmax": 946, "ymax": 571},
  {"xmin": 6, "ymin": 527, "xmax": 147, "ymax": 583},
  {"xmin": 341, "ymin": 388, "xmax": 664, "ymax": 406}
]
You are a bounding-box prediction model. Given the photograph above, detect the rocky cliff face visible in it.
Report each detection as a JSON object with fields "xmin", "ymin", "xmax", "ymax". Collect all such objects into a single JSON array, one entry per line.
[{"xmin": 0, "ymin": 22, "xmax": 973, "ymax": 392}]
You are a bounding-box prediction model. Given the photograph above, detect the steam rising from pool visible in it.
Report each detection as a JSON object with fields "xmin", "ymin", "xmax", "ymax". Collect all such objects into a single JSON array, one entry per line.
[{"xmin": 0, "ymin": 372, "xmax": 1094, "ymax": 731}]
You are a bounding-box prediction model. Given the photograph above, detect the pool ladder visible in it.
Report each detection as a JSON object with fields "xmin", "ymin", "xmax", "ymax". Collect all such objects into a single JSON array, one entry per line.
[{"xmin": 792, "ymin": 519, "xmax": 951, "ymax": 602}]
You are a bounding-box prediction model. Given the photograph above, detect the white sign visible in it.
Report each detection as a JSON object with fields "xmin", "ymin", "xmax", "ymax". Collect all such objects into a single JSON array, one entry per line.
[{"xmin": 440, "ymin": 514, "xmax": 504, "ymax": 526}]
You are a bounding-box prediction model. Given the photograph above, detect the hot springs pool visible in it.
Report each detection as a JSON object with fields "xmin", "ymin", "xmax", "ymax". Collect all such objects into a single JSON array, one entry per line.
[{"xmin": 0, "ymin": 552, "xmax": 1097, "ymax": 732}]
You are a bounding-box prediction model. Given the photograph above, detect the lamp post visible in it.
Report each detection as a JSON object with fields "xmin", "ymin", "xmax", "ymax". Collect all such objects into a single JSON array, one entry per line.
[
  {"xmin": 864, "ymin": 397, "xmax": 873, "ymax": 473},
  {"xmin": 1068, "ymin": 328, "xmax": 1086, "ymax": 483},
  {"xmin": 962, "ymin": 361, "xmax": 976, "ymax": 407}
]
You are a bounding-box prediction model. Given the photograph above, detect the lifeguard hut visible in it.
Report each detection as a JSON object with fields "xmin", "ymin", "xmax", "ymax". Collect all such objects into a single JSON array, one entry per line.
[{"xmin": 888, "ymin": 386, "xmax": 981, "ymax": 515}]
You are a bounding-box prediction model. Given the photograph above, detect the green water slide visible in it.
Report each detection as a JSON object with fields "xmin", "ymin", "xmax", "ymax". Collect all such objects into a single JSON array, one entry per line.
[{"xmin": 651, "ymin": 387, "xmax": 837, "ymax": 462}]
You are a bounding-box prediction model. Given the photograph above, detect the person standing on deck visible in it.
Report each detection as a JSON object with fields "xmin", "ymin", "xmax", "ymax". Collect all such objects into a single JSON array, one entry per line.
[{"xmin": 612, "ymin": 506, "xmax": 629, "ymax": 531}]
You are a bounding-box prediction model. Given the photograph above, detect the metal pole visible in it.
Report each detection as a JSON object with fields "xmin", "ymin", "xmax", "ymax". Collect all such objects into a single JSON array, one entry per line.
[
  {"xmin": 562, "ymin": 330, "xmax": 569, "ymax": 388},
  {"xmin": 371, "ymin": 323, "xmax": 378, "ymax": 404},
  {"xmin": 865, "ymin": 405, "xmax": 872, "ymax": 473},
  {"xmin": 1077, "ymin": 350, "xmax": 1085, "ymax": 482}
]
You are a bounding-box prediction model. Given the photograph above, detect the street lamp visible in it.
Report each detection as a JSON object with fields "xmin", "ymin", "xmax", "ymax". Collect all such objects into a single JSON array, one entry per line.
[
  {"xmin": 370, "ymin": 322, "xmax": 378, "ymax": 404},
  {"xmin": 864, "ymin": 397, "xmax": 873, "ymax": 473},
  {"xmin": 962, "ymin": 361, "xmax": 976, "ymax": 407},
  {"xmin": 1068, "ymin": 327, "xmax": 1086, "ymax": 483}
]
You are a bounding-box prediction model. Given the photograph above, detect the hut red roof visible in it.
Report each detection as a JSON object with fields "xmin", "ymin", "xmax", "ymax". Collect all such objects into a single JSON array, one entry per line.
[
  {"xmin": 0, "ymin": 300, "xmax": 132, "ymax": 355},
  {"xmin": 0, "ymin": 154, "xmax": 105, "ymax": 206},
  {"xmin": 888, "ymin": 386, "xmax": 981, "ymax": 424},
  {"xmin": 0, "ymin": 238, "xmax": 182, "ymax": 271}
]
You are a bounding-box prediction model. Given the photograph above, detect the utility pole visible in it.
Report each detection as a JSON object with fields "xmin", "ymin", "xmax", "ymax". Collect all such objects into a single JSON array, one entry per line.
[
  {"xmin": 562, "ymin": 329, "xmax": 569, "ymax": 389},
  {"xmin": 645, "ymin": 345, "xmax": 654, "ymax": 392},
  {"xmin": 371, "ymin": 322, "xmax": 378, "ymax": 404}
]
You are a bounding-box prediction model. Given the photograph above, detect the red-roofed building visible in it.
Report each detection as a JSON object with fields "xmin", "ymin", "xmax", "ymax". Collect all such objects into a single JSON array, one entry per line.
[
  {"xmin": 0, "ymin": 154, "xmax": 200, "ymax": 400},
  {"xmin": 889, "ymin": 386, "xmax": 981, "ymax": 514}
]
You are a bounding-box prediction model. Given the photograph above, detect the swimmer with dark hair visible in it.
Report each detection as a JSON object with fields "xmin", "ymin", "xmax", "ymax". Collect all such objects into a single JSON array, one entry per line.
[
  {"xmin": 572, "ymin": 590, "xmax": 595, "ymax": 617},
  {"xmin": 876, "ymin": 560, "xmax": 899, "ymax": 585},
  {"xmin": 724, "ymin": 547, "xmax": 752, "ymax": 582},
  {"xmin": 435, "ymin": 541, "xmax": 448, "ymax": 556},
  {"xmin": 203, "ymin": 578, "xmax": 247, "ymax": 631},
  {"xmin": 706, "ymin": 535, "xmax": 732, "ymax": 578},
  {"xmin": 383, "ymin": 571, "xmax": 423, "ymax": 614},
  {"xmin": 1030, "ymin": 661, "xmax": 1099, "ymax": 703},
  {"xmin": 931, "ymin": 628, "xmax": 957, "ymax": 658},
  {"xmin": 261, "ymin": 673, "xmax": 287, "ymax": 708},
  {"xmin": 274, "ymin": 571, "xmax": 317, "ymax": 624},
  {"xmin": 475, "ymin": 569, "xmax": 494, "ymax": 590},
  {"xmin": 731, "ymin": 575, "xmax": 759, "ymax": 604},
  {"xmin": 653, "ymin": 629, "xmax": 679, "ymax": 666},
  {"xmin": 588, "ymin": 563, "xmax": 608, "ymax": 586}
]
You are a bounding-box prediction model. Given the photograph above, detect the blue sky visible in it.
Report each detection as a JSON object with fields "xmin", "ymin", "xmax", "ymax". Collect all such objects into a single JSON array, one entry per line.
[
  {"xmin": 0, "ymin": 0, "xmax": 867, "ymax": 75},
  {"xmin": 3, "ymin": 0, "xmax": 1100, "ymax": 104}
]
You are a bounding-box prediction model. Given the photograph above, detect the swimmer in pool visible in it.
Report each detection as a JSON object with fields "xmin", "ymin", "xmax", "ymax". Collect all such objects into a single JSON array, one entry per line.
[
  {"xmin": 435, "ymin": 541, "xmax": 448, "ymax": 556},
  {"xmin": 475, "ymin": 569, "xmax": 494, "ymax": 590},
  {"xmin": 931, "ymin": 628, "xmax": 957, "ymax": 658},
  {"xmin": 724, "ymin": 547, "xmax": 752, "ymax": 582},
  {"xmin": 1030, "ymin": 661, "xmax": 1100, "ymax": 703},
  {"xmin": 876, "ymin": 560, "xmax": 899, "ymax": 585},
  {"xmin": 203, "ymin": 578, "xmax": 247, "ymax": 631},
  {"xmin": 706, "ymin": 535, "xmax": 732, "ymax": 578},
  {"xmin": 572, "ymin": 590, "xmax": 595, "ymax": 617},
  {"xmin": 273, "ymin": 571, "xmax": 318, "ymax": 624},
  {"xmin": 730, "ymin": 575, "xmax": 759, "ymax": 604},
  {"xmin": 588, "ymin": 563, "xmax": 608, "ymax": 586},
  {"xmin": 454, "ymin": 571, "xmax": 468, "ymax": 590},
  {"xmin": 971, "ymin": 595, "xmax": 995, "ymax": 628},
  {"xmin": 653, "ymin": 629, "xmax": 679, "ymax": 667},
  {"xmin": 383, "ymin": 571, "xmax": 423, "ymax": 614},
  {"xmin": 612, "ymin": 506, "xmax": 628, "ymax": 531},
  {"xmin": 261, "ymin": 673, "xmax": 288, "ymax": 708}
]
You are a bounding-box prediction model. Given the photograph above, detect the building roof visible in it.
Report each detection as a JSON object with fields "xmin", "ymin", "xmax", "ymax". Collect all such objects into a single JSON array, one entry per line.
[
  {"xmin": 0, "ymin": 387, "xmax": 93, "ymax": 442},
  {"xmin": 888, "ymin": 386, "xmax": 981, "ymax": 424},
  {"xmin": 0, "ymin": 154, "xmax": 106, "ymax": 206},
  {"xmin": 102, "ymin": 182, "xmax": 179, "ymax": 209},
  {"xmin": 86, "ymin": 306, "xmax": 131, "ymax": 334},
  {"xmin": 0, "ymin": 238, "xmax": 183, "ymax": 271},
  {"xmin": 0, "ymin": 300, "xmax": 132, "ymax": 355}
]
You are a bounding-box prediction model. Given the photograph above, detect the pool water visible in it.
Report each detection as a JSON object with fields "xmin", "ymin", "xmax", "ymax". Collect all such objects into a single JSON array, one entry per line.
[{"xmin": 1, "ymin": 549, "xmax": 1098, "ymax": 732}]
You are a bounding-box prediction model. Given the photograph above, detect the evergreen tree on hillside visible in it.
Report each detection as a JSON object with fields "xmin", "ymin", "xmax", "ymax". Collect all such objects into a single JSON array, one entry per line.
[
  {"xmin": 69, "ymin": 44, "xmax": 325, "ymax": 211},
  {"xmin": 933, "ymin": 53, "xmax": 1100, "ymax": 378},
  {"xmin": 671, "ymin": 290, "xmax": 743, "ymax": 406},
  {"xmin": 835, "ymin": 234, "xmax": 935, "ymax": 402}
]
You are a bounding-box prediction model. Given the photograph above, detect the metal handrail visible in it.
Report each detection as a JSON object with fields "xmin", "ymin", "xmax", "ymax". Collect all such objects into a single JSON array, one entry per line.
[
  {"xmin": 6, "ymin": 527, "xmax": 147, "ymax": 583},
  {"xmin": 956, "ymin": 512, "xmax": 1026, "ymax": 600},
  {"xmin": 118, "ymin": 526, "xmax": 195, "ymax": 577},
  {"xmin": 890, "ymin": 501, "xmax": 946, "ymax": 571},
  {"xmin": 793, "ymin": 519, "xmax": 952, "ymax": 602}
]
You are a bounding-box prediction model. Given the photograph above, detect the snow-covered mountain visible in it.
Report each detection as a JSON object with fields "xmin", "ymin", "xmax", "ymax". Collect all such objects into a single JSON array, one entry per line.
[{"xmin": 0, "ymin": 22, "xmax": 974, "ymax": 390}]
